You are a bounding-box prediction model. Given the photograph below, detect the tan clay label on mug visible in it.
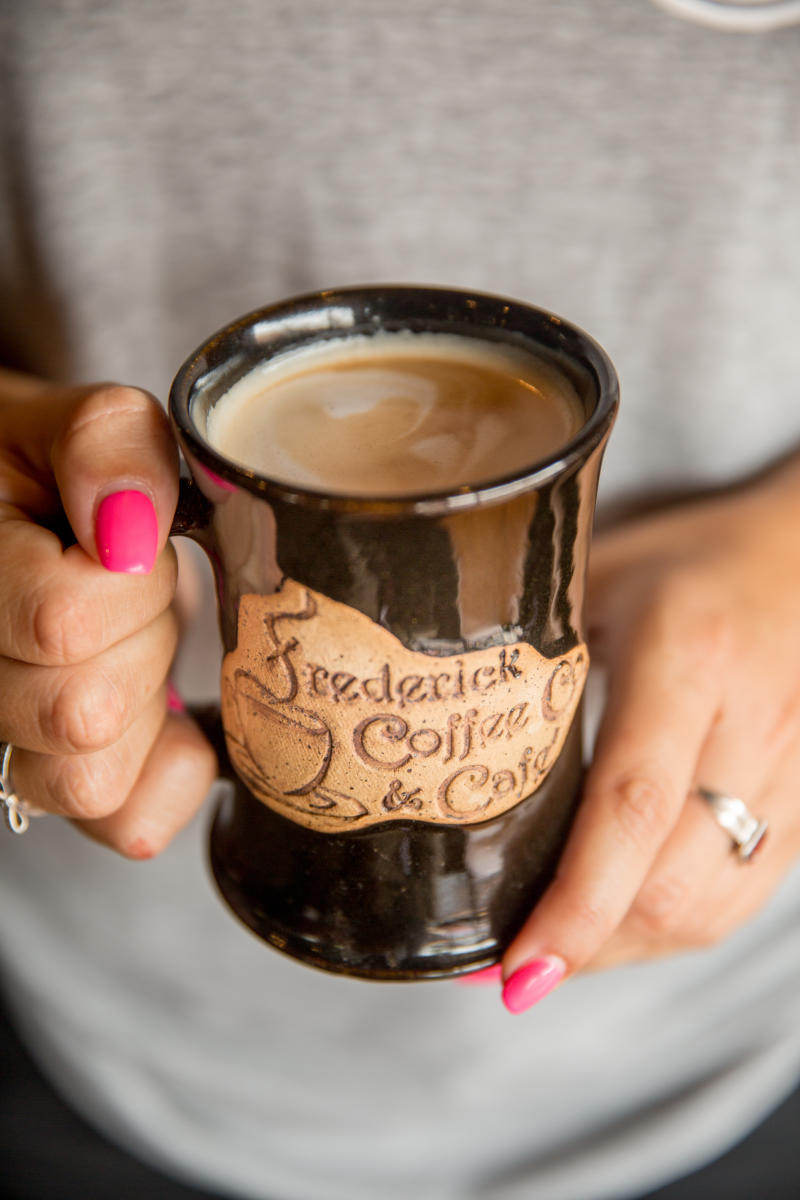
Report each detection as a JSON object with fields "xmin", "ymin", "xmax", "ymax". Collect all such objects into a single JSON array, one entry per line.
[{"xmin": 221, "ymin": 581, "xmax": 587, "ymax": 833}]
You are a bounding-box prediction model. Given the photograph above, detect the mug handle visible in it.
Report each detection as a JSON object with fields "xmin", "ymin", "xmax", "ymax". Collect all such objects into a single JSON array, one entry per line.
[{"xmin": 169, "ymin": 473, "xmax": 214, "ymax": 540}]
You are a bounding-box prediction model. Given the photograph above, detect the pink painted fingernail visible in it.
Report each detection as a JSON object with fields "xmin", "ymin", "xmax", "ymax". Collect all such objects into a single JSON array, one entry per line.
[
  {"xmin": 501, "ymin": 955, "xmax": 566, "ymax": 1014},
  {"xmin": 199, "ymin": 463, "xmax": 237, "ymax": 493},
  {"xmin": 95, "ymin": 490, "xmax": 158, "ymax": 574},
  {"xmin": 166, "ymin": 681, "xmax": 186, "ymax": 713},
  {"xmin": 456, "ymin": 963, "xmax": 503, "ymax": 987}
]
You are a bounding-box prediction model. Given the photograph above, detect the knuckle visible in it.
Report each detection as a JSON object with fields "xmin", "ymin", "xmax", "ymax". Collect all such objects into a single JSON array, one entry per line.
[
  {"xmin": 31, "ymin": 585, "xmax": 101, "ymax": 665},
  {"xmin": 549, "ymin": 875, "xmax": 610, "ymax": 941},
  {"xmin": 48, "ymin": 667, "xmax": 125, "ymax": 753},
  {"xmin": 49, "ymin": 750, "xmax": 125, "ymax": 820},
  {"xmin": 68, "ymin": 383, "xmax": 156, "ymax": 430},
  {"xmin": 630, "ymin": 874, "xmax": 731, "ymax": 951},
  {"xmin": 53, "ymin": 384, "xmax": 165, "ymax": 463},
  {"xmin": 630, "ymin": 873, "xmax": 692, "ymax": 940},
  {"xmin": 568, "ymin": 895, "xmax": 609, "ymax": 938},
  {"xmin": 611, "ymin": 772, "xmax": 675, "ymax": 851}
]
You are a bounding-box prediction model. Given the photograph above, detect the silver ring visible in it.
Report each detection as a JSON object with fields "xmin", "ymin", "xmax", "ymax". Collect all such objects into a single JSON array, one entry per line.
[
  {"xmin": 0, "ymin": 742, "xmax": 45, "ymax": 835},
  {"xmin": 696, "ymin": 786, "xmax": 768, "ymax": 862}
]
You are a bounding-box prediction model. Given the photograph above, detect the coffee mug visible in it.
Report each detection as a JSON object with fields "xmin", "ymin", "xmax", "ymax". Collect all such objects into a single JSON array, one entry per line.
[{"xmin": 168, "ymin": 285, "xmax": 619, "ymax": 980}]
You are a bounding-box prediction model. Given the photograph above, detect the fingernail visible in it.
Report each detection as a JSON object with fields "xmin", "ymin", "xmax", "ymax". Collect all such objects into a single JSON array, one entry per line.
[
  {"xmin": 501, "ymin": 955, "xmax": 566, "ymax": 1014},
  {"xmin": 95, "ymin": 490, "xmax": 158, "ymax": 574},
  {"xmin": 456, "ymin": 963, "xmax": 503, "ymax": 987},
  {"xmin": 166, "ymin": 681, "xmax": 186, "ymax": 713},
  {"xmin": 198, "ymin": 462, "xmax": 237, "ymax": 493}
]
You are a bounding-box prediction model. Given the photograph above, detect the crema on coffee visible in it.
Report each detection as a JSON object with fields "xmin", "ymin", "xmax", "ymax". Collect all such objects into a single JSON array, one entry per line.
[{"xmin": 205, "ymin": 333, "xmax": 584, "ymax": 496}]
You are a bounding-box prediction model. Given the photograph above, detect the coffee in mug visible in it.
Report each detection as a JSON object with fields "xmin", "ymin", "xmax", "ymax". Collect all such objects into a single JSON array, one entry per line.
[{"xmin": 205, "ymin": 332, "xmax": 585, "ymax": 496}]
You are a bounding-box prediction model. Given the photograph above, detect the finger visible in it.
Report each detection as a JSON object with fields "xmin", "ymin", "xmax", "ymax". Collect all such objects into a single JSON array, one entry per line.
[
  {"xmin": 584, "ymin": 795, "xmax": 728, "ymax": 969},
  {"xmin": 690, "ymin": 668, "xmax": 800, "ymax": 808},
  {"xmin": 591, "ymin": 695, "xmax": 800, "ymax": 968},
  {"xmin": 75, "ymin": 707, "xmax": 218, "ymax": 859},
  {"xmin": 12, "ymin": 687, "xmax": 171, "ymax": 819},
  {"xmin": 588, "ymin": 766, "xmax": 796, "ymax": 971},
  {"xmin": 11, "ymin": 689, "xmax": 217, "ymax": 856},
  {"xmin": 0, "ymin": 606, "xmax": 179, "ymax": 754},
  {"xmin": 500, "ymin": 594, "xmax": 725, "ymax": 1010},
  {"xmin": 0, "ymin": 518, "xmax": 178, "ymax": 665},
  {"xmin": 48, "ymin": 384, "xmax": 178, "ymax": 571}
]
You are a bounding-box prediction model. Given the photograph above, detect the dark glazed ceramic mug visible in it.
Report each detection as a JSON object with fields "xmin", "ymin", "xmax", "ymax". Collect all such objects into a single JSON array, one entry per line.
[{"xmin": 169, "ymin": 286, "xmax": 619, "ymax": 980}]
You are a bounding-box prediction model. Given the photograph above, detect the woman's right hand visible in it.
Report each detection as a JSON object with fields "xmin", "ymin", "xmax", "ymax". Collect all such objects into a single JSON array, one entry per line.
[{"xmin": 0, "ymin": 371, "xmax": 217, "ymax": 857}]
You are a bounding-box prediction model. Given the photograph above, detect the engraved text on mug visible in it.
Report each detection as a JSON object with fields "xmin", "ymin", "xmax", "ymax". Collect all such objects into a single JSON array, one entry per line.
[{"xmin": 221, "ymin": 581, "xmax": 587, "ymax": 832}]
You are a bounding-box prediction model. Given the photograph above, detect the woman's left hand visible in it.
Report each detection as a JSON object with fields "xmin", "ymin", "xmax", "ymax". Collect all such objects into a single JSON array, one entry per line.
[{"xmin": 500, "ymin": 456, "xmax": 800, "ymax": 1011}]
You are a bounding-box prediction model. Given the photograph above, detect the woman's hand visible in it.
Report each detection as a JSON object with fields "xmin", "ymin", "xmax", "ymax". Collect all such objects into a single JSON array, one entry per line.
[
  {"xmin": 501, "ymin": 458, "xmax": 800, "ymax": 1012},
  {"xmin": 0, "ymin": 370, "xmax": 216, "ymax": 857}
]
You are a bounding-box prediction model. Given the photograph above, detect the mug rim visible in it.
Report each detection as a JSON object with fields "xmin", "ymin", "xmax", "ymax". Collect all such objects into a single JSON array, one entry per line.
[{"xmin": 168, "ymin": 284, "xmax": 619, "ymax": 515}]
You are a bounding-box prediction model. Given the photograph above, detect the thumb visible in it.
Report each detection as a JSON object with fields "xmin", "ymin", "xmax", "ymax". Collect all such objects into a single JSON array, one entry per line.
[{"xmin": 50, "ymin": 384, "xmax": 179, "ymax": 573}]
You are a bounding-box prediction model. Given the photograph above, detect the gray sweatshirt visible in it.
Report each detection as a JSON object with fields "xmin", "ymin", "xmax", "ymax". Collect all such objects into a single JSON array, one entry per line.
[{"xmin": 1, "ymin": 3, "xmax": 799, "ymax": 1198}]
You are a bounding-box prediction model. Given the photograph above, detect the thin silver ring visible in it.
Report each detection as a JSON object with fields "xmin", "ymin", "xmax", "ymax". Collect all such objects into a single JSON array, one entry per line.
[
  {"xmin": 0, "ymin": 742, "xmax": 45, "ymax": 834},
  {"xmin": 696, "ymin": 786, "xmax": 768, "ymax": 862}
]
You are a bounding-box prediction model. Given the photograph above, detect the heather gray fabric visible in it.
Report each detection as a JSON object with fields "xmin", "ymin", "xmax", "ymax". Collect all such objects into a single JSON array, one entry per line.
[
  {"xmin": 652, "ymin": 0, "xmax": 800, "ymax": 31},
  {"xmin": 1, "ymin": 3, "xmax": 800, "ymax": 1198}
]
